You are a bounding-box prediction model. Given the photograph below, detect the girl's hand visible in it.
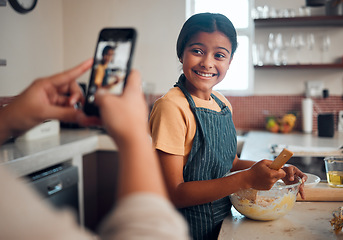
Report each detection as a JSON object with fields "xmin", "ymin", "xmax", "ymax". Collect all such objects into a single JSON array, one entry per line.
[
  {"xmin": 247, "ymin": 160, "xmax": 286, "ymax": 190},
  {"xmin": 282, "ymin": 165, "xmax": 308, "ymax": 199}
]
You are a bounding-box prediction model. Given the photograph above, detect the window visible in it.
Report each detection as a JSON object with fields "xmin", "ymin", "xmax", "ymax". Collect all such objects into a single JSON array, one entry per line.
[{"xmin": 186, "ymin": 0, "xmax": 253, "ymax": 95}]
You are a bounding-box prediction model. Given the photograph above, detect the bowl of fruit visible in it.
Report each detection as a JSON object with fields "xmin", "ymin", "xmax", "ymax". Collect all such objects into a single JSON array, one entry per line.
[{"xmin": 266, "ymin": 113, "xmax": 296, "ymax": 134}]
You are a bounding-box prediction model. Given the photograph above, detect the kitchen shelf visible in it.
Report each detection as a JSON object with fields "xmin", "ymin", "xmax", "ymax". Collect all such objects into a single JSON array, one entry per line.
[
  {"xmin": 254, "ymin": 16, "xmax": 343, "ymax": 28},
  {"xmin": 254, "ymin": 63, "xmax": 343, "ymax": 69}
]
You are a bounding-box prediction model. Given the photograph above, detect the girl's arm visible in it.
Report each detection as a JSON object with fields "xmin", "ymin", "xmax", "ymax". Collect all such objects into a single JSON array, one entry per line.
[
  {"xmin": 230, "ymin": 155, "xmax": 256, "ymax": 171},
  {"xmin": 157, "ymin": 150, "xmax": 285, "ymax": 208},
  {"xmin": 232, "ymin": 155, "xmax": 307, "ymax": 199}
]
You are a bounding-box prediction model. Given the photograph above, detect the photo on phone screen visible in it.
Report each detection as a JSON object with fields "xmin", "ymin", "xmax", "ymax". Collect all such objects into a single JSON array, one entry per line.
[{"xmin": 84, "ymin": 28, "xmax": 136, "ymax": 116}]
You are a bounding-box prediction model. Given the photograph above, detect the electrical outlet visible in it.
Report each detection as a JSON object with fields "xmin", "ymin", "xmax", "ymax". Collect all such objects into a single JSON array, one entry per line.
[
  {"xmin": 0, "ymin": 59, "xmax": 6, "ymax": 66},
  {"xmin": 339, "ymin": 110, "xmax": 343, "ymax": 132},
  {"xmin": 305, "ymin": 80, "xmax": 324, "ymax": 98}
]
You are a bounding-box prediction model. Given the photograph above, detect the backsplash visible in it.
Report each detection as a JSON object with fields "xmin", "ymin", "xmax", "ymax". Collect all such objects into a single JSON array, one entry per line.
[
  {"xmin": 226, "ymin": 95, "xmax": 343, "ymax": 133},
  {"xmin": 2, "ymin": 94, "xmax": 342, "ymax": 133},
  {"xmin": 148, "ymin": 95, "xmax": 343, "ymax": 133}
]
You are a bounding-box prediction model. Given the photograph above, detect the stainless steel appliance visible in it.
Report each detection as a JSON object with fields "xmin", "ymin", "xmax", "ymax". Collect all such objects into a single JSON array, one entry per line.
[
  {"xmin": 286, "ymin": 156, "xmax": 327, "ymax": 181},
  {"xmin": 26, "ymin": 162, "xmax": 80, "ymax": 222}
]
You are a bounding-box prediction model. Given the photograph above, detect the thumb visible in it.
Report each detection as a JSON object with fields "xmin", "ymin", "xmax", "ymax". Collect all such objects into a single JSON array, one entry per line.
[
  {"xmin": 122, "ymin": 70, "xmax": 142, "ymax": 95},
  {"xmin": 94, "ymin": 88, "xmax": 113, "ymax": 107}
]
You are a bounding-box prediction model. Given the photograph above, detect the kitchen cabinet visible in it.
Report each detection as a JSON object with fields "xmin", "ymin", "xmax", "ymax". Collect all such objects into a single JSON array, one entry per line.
[
  {"xmin": 0, "ymin": 129, "xmax": 118, "ymax": 227},
  {"xmin": 254, "ymin": 16, "xmax": 343, "ymax": 69},
  {"xmin": 83, "ymin": 151, "xmax": 119, "ymax": 232}
]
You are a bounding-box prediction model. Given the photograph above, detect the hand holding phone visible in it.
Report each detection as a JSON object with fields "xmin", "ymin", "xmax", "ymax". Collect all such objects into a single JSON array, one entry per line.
[{"xmin": 84, "ymin": 28, "xmax": 137, "ymax": 116}]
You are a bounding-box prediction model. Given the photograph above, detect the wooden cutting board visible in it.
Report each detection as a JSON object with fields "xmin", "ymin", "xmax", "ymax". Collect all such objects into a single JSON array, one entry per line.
[{"xmin": 297, "ymin": 182, "xmax": 343, "ymax": 201}]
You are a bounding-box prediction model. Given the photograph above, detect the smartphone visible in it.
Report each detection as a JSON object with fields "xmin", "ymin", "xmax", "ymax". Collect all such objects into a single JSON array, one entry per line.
[{"xmin": 84, "ymin": 28, "xmax": 137, "ymax": 116}]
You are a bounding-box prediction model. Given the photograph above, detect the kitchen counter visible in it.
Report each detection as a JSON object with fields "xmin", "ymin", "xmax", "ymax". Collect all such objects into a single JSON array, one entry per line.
[
  {"xmin": 240, "ymin": 130, "xmax": 343, "ymax": 180},
  {"xmin": 240, "ymin": 130, "xmax": 343, "ymax": 161},
  {"xmin": 219, "ymin": 130, "xmax": 343, "ymax": 239},
  {"xmin": 219, "ymin": 202, "xmax": 343, "ymax": 240},
  {"xmin": 0, "ymin": 129, "xmax": 117, "ymax": 177}
]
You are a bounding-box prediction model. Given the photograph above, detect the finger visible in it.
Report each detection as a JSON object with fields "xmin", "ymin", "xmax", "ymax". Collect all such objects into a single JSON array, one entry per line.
[
  {"xmin": 55, "ymin": 95, "xmax": 70, "ymax": 106},
  {"xmin": 284, "ymin": 166, "xmax": 295, "ymax": 181},
  {"xmin": 290, "ymin": 167, "xmax": 295, "ymax": 179},
  {"xmin": 123, "ymin": 69, "xmax": 142, "ymax": 95},
  {"xmin": 68, "ymin": 82, "xmax": 85, "ymax": 106},
  {"xmin": 50, "ymin": 59, "xmax": 93, "ymax": 87},
  {"xmin": 299, "ymin": 185, "xmax": 306, "ymax": 199}
]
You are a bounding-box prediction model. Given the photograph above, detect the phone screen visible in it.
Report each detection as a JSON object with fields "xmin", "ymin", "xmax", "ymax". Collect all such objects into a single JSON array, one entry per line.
[{"xmin": 84, "ymin": 28, "xmax": 136, "ymax": 116}]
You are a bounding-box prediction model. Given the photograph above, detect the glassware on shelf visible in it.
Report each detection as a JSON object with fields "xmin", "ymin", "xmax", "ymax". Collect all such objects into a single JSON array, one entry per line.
[
  {"xmin": 306, "ymin": 33, "xmax": 315, "ymax": 64},
  {"xmin": 321, "ymin": 34, "xmax": 331, "ymax": 63},
  {"xmin": 298, "ymin": 6, "xmax": 311, "ymax": 16},
  {"xmin": 252, "ymin": 43, "xmax": 265, "ymax": 66},
  {"xmin": 290, "ymin": 34, "xmax": 305, "ymax": 64},
  {"xmin": 269, "ymin": 7, "xmax": 277, "ymax": 18},
  {"xmin": 268, "ymin": 33, "xmax": 275, "ymax": 50},
  {"xmin": 265, "ymin": 33, "xmax": 274, "ymax": 65},
  {"xmin": 255, "ymin": 5, "xmax": 269, "ymax": 19},
  {"xmin": 275, "ymin": 33, "xmax": 288, "ymax": 65}
]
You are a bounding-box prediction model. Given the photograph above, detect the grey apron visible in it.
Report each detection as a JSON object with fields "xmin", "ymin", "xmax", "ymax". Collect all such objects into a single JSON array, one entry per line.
[{"xmin": 175, "ymin": 75, "xmax": 237, "ymax": 240}]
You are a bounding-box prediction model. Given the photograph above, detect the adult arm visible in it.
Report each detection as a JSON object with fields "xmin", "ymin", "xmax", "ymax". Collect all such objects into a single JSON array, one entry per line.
[
  {"xmin": 95, "ymin": 70, "xmax": 168, "ymax": 199},
  {"xmin": 95, "ymin": 71, "xmax": 189, "ymax": 239}
]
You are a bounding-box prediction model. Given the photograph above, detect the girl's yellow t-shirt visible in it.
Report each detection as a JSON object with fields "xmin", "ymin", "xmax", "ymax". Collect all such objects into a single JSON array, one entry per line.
[{"xmin": 149, "ymin": 87, "xmax": 233, "ymax": 165}]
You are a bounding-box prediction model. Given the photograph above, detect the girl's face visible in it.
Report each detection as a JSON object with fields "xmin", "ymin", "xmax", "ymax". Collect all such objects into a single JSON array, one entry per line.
[
  {"xmin": 180, "ymin": 31, "xmax": 233, "ymax": 100},
  {"xmin": 103, "ymin": 49, "xmax": 114, "ymax": 64}
]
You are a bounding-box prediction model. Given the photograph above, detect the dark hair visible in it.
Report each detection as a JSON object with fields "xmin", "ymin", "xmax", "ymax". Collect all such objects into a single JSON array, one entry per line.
[
  {"xmin": 102, "ymin": 45, "xmax": 115, "ymax": 57},
  {"xmin": 176, "ymin": 13, "xmax": 237, "ymax": 59}
]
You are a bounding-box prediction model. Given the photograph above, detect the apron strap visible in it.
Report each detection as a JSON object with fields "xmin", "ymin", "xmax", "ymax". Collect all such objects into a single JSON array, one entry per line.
[
  {"xmin": 174, "ymin": 74, "xmax": 197, "ymax": 109},
  {"xmin": 175, "ymin": 74, "xmax": 228, "ymax": 111}
]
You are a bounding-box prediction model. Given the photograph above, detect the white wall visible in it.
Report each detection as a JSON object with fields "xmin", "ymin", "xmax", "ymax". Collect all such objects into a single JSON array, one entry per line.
[
  {"xmin": 62, "ymin": 0, "xmax": 186, "ymax": 95},
  {"xmin": 1, "ymin": 0, "xmax": 342, "ymax": 96},
  {"xmin": 0, "ymin": 0, "xmax": 185, "ymax": 96},
  {"xmin": 0, "ymin": 1, "xmax": 63, "ymax": 96}
]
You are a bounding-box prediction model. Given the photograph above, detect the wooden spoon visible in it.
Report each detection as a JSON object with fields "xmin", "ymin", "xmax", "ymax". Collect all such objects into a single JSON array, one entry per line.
[{"xmin": 270, "ymin": 148, "xmax": 294, "ymax": 170}]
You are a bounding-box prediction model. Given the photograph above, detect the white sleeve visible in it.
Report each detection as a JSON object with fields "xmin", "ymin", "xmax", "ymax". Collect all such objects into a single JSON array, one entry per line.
[{"xmin": 99, "ymin": 193, "xmax": 190, "ymax": 240}]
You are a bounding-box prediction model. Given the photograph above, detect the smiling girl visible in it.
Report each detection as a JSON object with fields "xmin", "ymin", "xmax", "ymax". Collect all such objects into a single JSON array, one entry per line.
[{"xmin": 149, "ymin": 13, "xmax": 306, "ymax": 240}]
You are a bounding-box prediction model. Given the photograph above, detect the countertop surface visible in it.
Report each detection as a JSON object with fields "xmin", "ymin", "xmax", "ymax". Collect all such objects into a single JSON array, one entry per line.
[
  {"xmin": 4, "ymin": 129, "xmax": 342, "ymax": 178},
  {"xmin": 240, "ymin": 130, "xmax": 343, "ymax": 161},
  {"xmin": 0, "ymin": 129, "xmax": 117, "ymax": 177},
  {"xmin": 219, "ymin": 202, "xmax": 343, "ymax": 240},
  {"xmin": 221, "ymin": 131, "xmax": 343, "ymax": 239}
]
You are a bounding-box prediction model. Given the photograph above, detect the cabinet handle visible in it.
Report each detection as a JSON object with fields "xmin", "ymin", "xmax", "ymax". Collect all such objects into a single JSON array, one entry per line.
[{"xmin": 47, "ymin": 182, "xmax": 62, "ymax": 195}]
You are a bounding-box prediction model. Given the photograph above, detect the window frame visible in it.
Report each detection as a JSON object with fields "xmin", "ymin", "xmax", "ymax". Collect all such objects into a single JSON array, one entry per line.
[{"xmin": 186, "ymin": 0, "xmax": 254, "ymax": 96}]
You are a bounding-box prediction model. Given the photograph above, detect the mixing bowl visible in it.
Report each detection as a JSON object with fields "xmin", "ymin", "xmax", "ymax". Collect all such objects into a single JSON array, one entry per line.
[{"xmin": 230, "ymin": 178, "xmax": 301, "ymax": 221}]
